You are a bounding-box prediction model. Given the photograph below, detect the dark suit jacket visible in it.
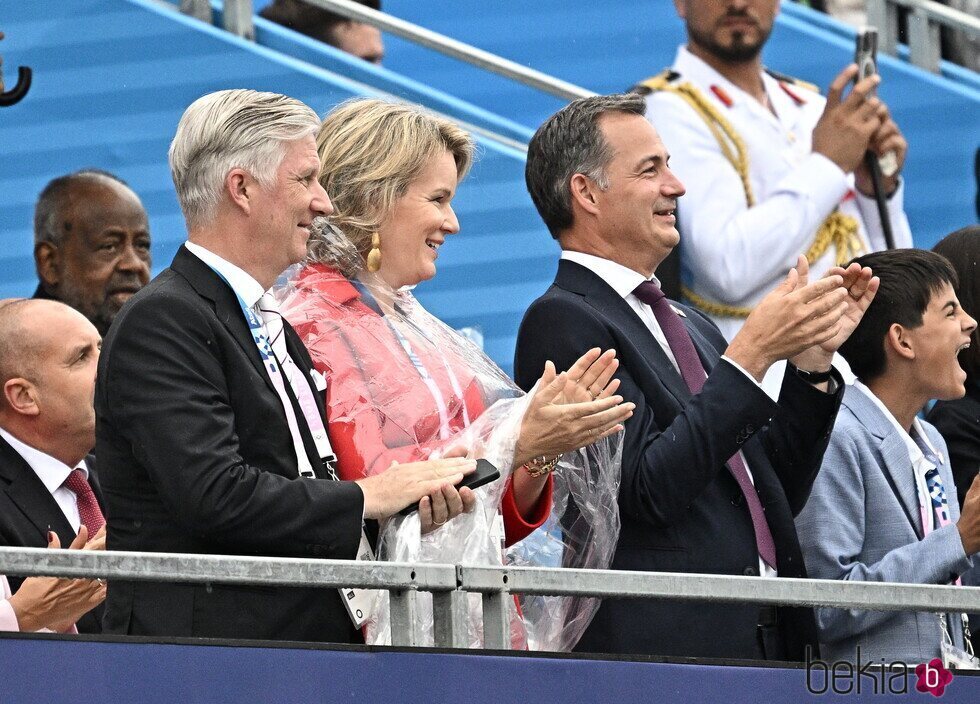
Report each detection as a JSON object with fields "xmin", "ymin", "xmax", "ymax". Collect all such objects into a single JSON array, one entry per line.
[
  {"xmin": 0, "ymin": 437, "xmax": 104, "ymax": 633},
  {"xmin": 514, "ymin": 260, "xmax": 842, "ymax": 661},
  {"xmin": 96, "ymin": 245, "xmax": 365, "ymax": 643}
]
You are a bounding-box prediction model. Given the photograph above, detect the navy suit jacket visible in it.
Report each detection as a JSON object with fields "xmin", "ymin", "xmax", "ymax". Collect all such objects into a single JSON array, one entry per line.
[
  {"xmin": 514, "ymin": 259, "xmax": 842, "ymax": 660},
  {"xmin": 96, "ymin": 246, "xmax": 365, "ymax": 642},
  {"xmin": 0, "ymin": 436, "xmax": 104, "ymax": 633}
]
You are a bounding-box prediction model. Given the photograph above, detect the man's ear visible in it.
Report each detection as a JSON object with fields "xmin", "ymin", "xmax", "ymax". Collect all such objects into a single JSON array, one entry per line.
[
  {"xmin": 34, "ymin": 242, "xmax": 61, "ymax": 289},
  {"xmin": 569, "ymin": 173, "xmax": 602, "ymax": 218},
  {"xmin": 3, "ymin": 378, "xmax": 40, "ymax": 418},
  {"xmin": 225, "ymin": 168, "xmax": 253, "ymax": 216},
  {"xmin": 885, "ymin": 323, "xmax": 915, "ymax": 362}
]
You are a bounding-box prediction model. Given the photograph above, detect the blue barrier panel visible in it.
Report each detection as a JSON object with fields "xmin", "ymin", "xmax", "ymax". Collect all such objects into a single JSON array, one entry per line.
[{"xmin": 1, "ymin": 634, "xmax": 979, "ymax": 703}]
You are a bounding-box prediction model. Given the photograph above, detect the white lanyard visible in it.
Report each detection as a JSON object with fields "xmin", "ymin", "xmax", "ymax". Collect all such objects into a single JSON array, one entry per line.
[
  {"xmin": 356, "ymin": 282, "xmax": 471, "ymax": 439},
  {"xmin": 387, "ymin": 318, "xmax": 471, "ymax": 439}
]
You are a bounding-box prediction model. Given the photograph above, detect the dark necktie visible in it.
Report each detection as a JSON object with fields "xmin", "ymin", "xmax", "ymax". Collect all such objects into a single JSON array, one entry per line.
[
  {"xmin": 633, "ymin": 281, "xmax": 777, "ymax": 569},
  {"xmin": 63, "ymin": 468, "xmax": 105, "ymax": 536}
]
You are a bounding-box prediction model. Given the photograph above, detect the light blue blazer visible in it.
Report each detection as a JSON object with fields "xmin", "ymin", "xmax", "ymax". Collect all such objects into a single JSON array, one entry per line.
[{"xmin": 796, "ymin": 384, "xmax": 975, "ymax": 664}]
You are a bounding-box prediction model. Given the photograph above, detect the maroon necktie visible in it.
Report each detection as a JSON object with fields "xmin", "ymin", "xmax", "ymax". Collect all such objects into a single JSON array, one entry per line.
[
  {"xmin": 63, "ymin": 469, "xmax": 106, "ymax": 536},
  {"xmin": 633, "ymin": 281, "xmax": 777, "ymax": 569}
]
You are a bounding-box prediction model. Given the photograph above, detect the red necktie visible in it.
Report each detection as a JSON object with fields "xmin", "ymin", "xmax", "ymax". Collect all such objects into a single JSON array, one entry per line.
[
  {"xmin": 63, "ymin": 469, "xmax": 106, "ymax": 536},
  {"xmin": 633, "ymin": 281, "xmax": 778, "ymax": 569}
]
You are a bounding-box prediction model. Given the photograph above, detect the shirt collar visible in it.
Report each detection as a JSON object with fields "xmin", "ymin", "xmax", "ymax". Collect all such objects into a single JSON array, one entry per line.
[
  {"xmin": 674, "ymin": 46, "xmax": 746, "ymax": 107},
  {"xmin": 673, "ymin": 46, "xmax": 788, "ymax": 117},
  {"xmin": 0, "ymin": 427, "xmax": 86, "ymax": 494},
  {"xmin": 852, "ymin": 381, "xmax": 942, "ymax": 467},
  {"xmin": 184, "ymin": 241, "xmax": 267, "ymax": 308},
  {"xmin": 560, "ymin": 251, "xmax": 660, "ymax": 300}
]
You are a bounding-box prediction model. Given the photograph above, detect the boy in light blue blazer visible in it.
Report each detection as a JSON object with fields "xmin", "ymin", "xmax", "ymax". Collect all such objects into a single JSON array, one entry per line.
[{"xmin": 797, "ymin": 248, "xmax": 980, "ymax": 666}]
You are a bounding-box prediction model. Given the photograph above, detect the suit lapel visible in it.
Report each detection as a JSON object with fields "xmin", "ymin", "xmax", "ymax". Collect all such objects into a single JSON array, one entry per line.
[
  {"xmin": 555, "ymin": 260, "xmax": 691, "ymax": 404},
  {"xmin": 171, "ymin": 246, "xmax": 278, "ymax": 398},
  {"xmin": 0, "ymin": 437, "xmax": 74, "ymax": 541},
  {"xmin": 171, "ymin": 247, "xmax": 327, "ymax": 479},
  {"xmin": 843, "ymin": 387, "xmax": 923, "ymax": 536}
]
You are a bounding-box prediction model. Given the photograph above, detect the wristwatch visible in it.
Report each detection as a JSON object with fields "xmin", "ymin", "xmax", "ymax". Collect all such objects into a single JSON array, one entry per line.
[{"xmin": 790, "ymin": 362, "xmax": 833, "ymax": 385}]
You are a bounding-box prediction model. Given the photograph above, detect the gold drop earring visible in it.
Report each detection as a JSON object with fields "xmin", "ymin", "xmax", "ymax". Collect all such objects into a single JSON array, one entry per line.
[{"xmin": 366, "ymin": 232, "xmax": 382, "ymax": 272}]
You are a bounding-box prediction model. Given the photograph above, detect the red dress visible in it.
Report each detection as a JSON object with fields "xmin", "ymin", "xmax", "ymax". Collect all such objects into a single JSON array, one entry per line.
[{"xmin": 283, "ymin": 263, "xmax": 551, "ymax": 545}]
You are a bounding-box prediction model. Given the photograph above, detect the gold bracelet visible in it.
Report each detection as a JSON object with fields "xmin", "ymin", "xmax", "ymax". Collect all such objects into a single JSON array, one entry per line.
[{"xmin": 523, "ymin": 454, "xmax": 561, "ymax": 478}]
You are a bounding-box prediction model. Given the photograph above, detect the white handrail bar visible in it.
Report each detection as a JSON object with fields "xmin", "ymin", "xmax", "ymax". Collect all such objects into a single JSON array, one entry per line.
[{"xmin": 219, "ymin": 0, "xmax": 595, "ymax": 101}]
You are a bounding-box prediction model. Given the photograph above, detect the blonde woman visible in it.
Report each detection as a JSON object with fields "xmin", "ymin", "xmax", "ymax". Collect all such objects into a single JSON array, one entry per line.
[{"xmin": 280, "ymin": 99, "xmax": 627, "ymax": 649}]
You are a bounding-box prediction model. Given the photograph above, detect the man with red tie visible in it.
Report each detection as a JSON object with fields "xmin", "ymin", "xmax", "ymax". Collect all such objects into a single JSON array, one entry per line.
[
  {"xmin": 514, "ymin": 93, "xmax": 878, "ymax": 661},
  {"xmin": 0, "ymin": 298, "xmax": 106, "ymax": 633}
]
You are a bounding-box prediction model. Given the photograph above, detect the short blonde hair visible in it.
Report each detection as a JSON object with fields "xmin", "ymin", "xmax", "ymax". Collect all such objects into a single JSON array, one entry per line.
[
  {"xmin": 169, "ymin": 89, "xmax": 320, "ymax": 227},
  {"xmin": 311, "ymin": 99, "xmax": 474, "ymax": 270}
]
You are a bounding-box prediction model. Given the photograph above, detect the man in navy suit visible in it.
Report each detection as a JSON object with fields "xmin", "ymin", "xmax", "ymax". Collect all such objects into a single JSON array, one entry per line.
[{"xmin": 514, "ymin": 93, "xmax": 878, "ymax": 661}]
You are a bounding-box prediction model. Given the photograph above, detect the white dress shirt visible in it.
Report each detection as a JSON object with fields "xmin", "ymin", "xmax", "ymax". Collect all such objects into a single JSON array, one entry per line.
[
  {"xmin": 0, "ymin": 428, "xmax": 86, "ymax": 532},
  {"xmin": 561, "ymin": 251, "xmax": 776, "ymax": 576},
  {"xmin": 185, "ymin": 241, "xmax": 265, "ymax": 310},
  {"xmin": 184, "ymin": 242, "xmax": 364, "ymax": 521},
  {"xmin": 645, "ymin": 46, "xmax": 913, "ymax": 343}
]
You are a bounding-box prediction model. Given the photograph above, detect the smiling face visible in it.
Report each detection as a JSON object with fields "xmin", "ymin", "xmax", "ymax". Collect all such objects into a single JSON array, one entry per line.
[
  {"xmin": 40, "ymin": 177, "xmax": 151, "ymax": 337},
  {"xmin": 904, "ymin": 282, "xmax": 978, "ymax": 401},
  {"xmin": 676, "ymin": 0, "xmax": 778, "ymax": 63},
  {"xmin": 591, "ymin": 113, "xmax": 686, "ymax": 276},
  {"xmin": 254, "ymin": 134, "xmax": 333, "ymax": 280},
  {"xmin": 375, "ymin": 149, "xmax": 460, "ymax": 290}
]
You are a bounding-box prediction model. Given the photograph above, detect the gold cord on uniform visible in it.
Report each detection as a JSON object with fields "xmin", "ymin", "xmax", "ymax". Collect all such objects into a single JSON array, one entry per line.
[{"xmin": 636, "ymin": 71, "xmax": 864, "ymax": 319}]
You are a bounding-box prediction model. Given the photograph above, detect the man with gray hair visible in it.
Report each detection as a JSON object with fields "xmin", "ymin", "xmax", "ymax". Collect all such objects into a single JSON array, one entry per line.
[
  {"xmin": 96, "ymin": 89, "xmax": 476, "ymax": 642},
  {"xmin": 33, "ymin": 169, "xmax": 151, "ymax": 337},
  {"xmin": 514, "ymin": 93, "xmax": 879, "ymax": 661}
]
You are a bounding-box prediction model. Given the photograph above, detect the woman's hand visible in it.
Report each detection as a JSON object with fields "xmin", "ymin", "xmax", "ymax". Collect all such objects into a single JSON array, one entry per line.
[
  {"xmin": 418, "ymin": 445, "xmax": 477, "ymax": 534},
  {"xmin": 514, "ymin": 350, "xmax": 634, "ymax": 466},
  {"xmin": 552, "ymin": 348, "xmax": 622, "ymax": 404},
  {"xmin": 419, "ymin": 484, "xmax": 477, "ymax": 535},
  {"xmin": 8, "ymin": 527, "xmax": 107, "ymax": 633}
]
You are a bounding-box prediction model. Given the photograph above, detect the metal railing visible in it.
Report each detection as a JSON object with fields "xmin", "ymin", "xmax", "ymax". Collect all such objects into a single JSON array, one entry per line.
[
  {"xmin": 184, "ymin": 0, "xmax": 595, "ymax": 102},
  {"xmin": 866, "ymin": 0, "xmax": 980, "ymax": 73},
  {"xmin": 3, "ymin": 546, "xmax": 979, "ymax": 651}
]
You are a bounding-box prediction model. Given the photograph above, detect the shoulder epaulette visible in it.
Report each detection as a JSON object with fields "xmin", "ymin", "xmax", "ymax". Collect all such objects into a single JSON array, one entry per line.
[
  {"xmin": 763, "ymin": 68, "xmax": 820, "ymax": 94},
  {"xmin": 630, "ymin": 69, "xmax": 681, "ymax": 96}
]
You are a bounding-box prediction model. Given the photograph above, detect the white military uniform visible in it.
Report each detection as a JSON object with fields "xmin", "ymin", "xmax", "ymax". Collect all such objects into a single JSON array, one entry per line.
[{"xmin": 644, "ymin": 47, "xmax": 913, "ymax": 343}]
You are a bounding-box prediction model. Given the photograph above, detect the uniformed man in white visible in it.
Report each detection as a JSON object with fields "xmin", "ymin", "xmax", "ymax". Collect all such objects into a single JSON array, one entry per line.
[{"xmin": 638, "ymin": 0, "xmax": 912, "ymax": 392}]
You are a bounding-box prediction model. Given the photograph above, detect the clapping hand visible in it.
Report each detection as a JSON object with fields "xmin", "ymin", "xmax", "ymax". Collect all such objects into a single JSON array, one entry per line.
[
  {"xmin": 552, "ymin": 347, "xmax": 622, "ymax": 404},
  {"xmin": 7, "ymin": 526, "xmax": 107, "ymax": 633},
  {"xmin": 813, "ymin": 259, "xmax": 879, "ymax": 355},
  {"xmin": 514, "ymin": 348, "xmax": 634, "ymax": 467},
  {"xmin": 727, "ymin": 256, "xmax": 849, "ymax": 380},
  {"xmin": 789, "ymin": 256, "xmax": 879, "ymax": 373}
]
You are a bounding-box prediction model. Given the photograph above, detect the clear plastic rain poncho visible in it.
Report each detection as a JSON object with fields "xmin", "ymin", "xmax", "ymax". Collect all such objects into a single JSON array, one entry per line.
[{"xmin": 277, "ymin": 221, "xmax": 622, "ymax": 651}]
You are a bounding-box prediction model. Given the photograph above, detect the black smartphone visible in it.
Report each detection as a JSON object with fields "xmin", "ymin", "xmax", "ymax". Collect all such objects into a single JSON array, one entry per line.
[{"xmin": 398, "ymin": 459, "xmax": 501, "ymax": 516}]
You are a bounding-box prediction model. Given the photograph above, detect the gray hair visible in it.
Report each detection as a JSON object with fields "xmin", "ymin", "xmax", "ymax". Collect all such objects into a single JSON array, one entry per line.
[
  {"xmin": 525, "ymin": 93, "xmax": 646, "ymax": 239},
  {"xmin": 168, "ymin": 89, "xmax": 320, "ymax": 227},
  {"xmin": 34, "ymin": 169, "xmax": 132, "ymax": 246}
]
